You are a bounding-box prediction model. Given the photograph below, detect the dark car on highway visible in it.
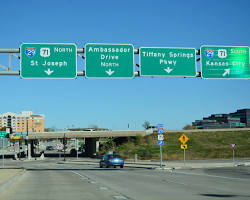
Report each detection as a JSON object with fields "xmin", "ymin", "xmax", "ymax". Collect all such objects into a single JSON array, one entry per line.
[
  {"xmin": 46, "ymin": 146, "xmax": 54, "ymax": 150},
  {"xmin": 100, "ymin": 154, "xmax": 124, "ymax": 168}
]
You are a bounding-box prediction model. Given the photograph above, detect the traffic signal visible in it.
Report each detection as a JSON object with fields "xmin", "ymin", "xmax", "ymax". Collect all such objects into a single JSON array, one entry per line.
[{"xmin": 6, "ymin": 127, "xmax": 12, "ymax": 138}]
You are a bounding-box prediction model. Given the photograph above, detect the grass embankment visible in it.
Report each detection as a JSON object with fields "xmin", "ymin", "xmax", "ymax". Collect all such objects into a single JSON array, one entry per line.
[{"xmin": 101, "ymin": 130, "xmax": 250, "ymax": 160}]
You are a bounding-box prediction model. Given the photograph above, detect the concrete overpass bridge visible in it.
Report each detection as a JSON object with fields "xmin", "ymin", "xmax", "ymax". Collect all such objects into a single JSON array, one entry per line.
[
  {"xmin": 28, "ymin": 129, "xmax": 154, "ymax": 139},
  {"xmin": 20, "ymin": 129, "xmax": 154, "ymax": 158}
]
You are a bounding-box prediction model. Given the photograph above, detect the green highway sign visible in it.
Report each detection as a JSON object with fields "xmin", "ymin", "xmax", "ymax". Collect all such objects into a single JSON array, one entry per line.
[
  {"xmin": 0, "ymin": 131, "xmax": 7, "ymax": 138},
  {"xmin": 20, "ymin": 43, "xmax": 77, "ymax": 79},
  {"xmin": 85, "ymin": 43, "xmax": 134, "ymax": 78},
  {"xmin": 140, "ymin": 47, "xmax": 197, "ymax": 77},
  {"xmin": 201, "ymin": 46, "xmax": 250, "ymax": 79}
]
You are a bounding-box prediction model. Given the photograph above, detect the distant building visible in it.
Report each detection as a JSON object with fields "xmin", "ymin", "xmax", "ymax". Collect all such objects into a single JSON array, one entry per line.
[
  {"xmin": 230, "ymin": 109, "xmax": 250, "ymax": 127},
  {"xmin": 0, "ymin": 111, "xmax": 44, "ymax": 133},
  {"xmin": 192, "ymin": 109, "xmax": 249, "ymax": 129}
]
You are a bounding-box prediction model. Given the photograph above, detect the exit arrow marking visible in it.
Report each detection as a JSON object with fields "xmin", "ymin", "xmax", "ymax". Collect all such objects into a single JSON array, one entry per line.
[
  {"xmin": 44, "ymin": 68, "xmax": 54, "ymax": 75},
  {"xmin": 164, "ymin": 67, "xmax": 173, "ymax": 74},
  {"xmin": 105, "ymin": 69, "xmax": 115, "ymax": 76},
  {"xmin": 222, "ymin": 69, "xmax": 230, "ymax": 77}
]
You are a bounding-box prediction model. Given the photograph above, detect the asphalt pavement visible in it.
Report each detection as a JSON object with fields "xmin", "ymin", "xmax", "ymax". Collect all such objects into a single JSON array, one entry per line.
[{"xmin": 0, "ymin": 159, "xmax": 250, "ymax": 200}]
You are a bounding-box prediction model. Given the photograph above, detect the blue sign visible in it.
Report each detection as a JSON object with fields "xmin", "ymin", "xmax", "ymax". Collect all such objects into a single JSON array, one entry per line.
[
  {"xmin": 157, "ymin": 124, "xmax": 164, "ymax": 129},
  {"xmin": 25, "ymin": 47, "xmax": 36, "ymax": 58},
  {"xmin": 205, "ymin": 49, "xmax": 214, "ymax": 58},
  {"xmin": 157, "ymin": 129, "xmax": 164, "ymax": 134},
  {"xmin": 158, "ymin": 140, "xmax": 164, "ymax": 146}
]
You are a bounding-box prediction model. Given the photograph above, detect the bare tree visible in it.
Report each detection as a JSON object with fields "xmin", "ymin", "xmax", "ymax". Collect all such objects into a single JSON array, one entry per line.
[
  {"xmin": 183, "ymin": 124, "xmax": 197, "ymax": 130},
  {"xmin": 88, "ymin": 124, "xmax": 99, "ymax": 130},
  {"xmin": 142, "ymin": 121, "xmax": 150, "ymax": 129}
]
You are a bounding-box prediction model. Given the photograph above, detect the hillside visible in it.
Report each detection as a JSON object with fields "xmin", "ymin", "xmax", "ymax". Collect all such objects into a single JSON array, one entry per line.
[{"xmin": 101, "ymin": 130, "xmax": 250, "ymax": 160}]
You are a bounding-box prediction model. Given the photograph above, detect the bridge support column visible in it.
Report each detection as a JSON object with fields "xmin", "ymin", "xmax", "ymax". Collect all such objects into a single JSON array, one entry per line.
[
  {"xmin": 85, "ymin": 138, "xmax": 98, "ymax": 157},
  {"xmin": 30, "ymin": 140, "xmax": 36, "ymax": 157},
  {"xmin": 96, "ymin": 140, "xmax": 99, "ymax": 153},
  {"xmin": 28, "ymin": 140, "xmax": 32, "ymax": 159}
]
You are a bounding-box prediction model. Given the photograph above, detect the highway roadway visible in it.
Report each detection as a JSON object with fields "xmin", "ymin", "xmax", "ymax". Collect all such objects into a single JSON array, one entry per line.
[{"xmin": 0, "ymin": 159, "xmax": 250, "ymax": 200}]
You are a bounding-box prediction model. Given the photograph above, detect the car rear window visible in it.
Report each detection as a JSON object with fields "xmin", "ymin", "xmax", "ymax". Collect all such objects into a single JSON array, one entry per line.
[{"xmin": 108, "ymin": 154, "xmax": 122, "ymax": 159}]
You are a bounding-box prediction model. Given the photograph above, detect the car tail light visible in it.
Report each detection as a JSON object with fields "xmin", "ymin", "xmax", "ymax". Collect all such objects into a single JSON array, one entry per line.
[
  {"xmin": 120, "ymin": 159, "xmax": 124, "ymax": 161},
  {"xmin": 109, "ymin": 159, "xmax": 113, "ymax": 161}
]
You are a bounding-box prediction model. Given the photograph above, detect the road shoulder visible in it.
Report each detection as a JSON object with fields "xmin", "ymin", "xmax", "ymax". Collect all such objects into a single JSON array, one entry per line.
[{"xmin": 0, "ymin": 169, "xmax": 25, "ymax": 193}]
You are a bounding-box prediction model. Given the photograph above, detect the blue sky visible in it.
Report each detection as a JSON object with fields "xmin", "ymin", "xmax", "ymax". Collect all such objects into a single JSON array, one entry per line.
[{"xmin": 0, "ymin": 0, "xmax": 250, "ymax": 130}]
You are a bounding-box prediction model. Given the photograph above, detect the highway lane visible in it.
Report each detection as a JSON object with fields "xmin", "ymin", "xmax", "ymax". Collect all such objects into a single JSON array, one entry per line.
[
  {"xmin": 76, "ymin": 166, "xmax": 250, "ymax": 200},
  {"xmin": 0, "ymin": 160, "xmax": 250, "ymax": 200}
]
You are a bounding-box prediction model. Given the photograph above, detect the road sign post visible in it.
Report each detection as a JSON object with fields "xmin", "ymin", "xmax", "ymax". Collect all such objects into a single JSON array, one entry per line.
[
  {"xmin": 201, "ymin": 46, "xmax": 250, "ymax": 79},
  {"xmin": 157, "ymin": 124, "xmax": 164, "ymax": 168},
  {"xmin": 1, "ymin": 138, "xmax": 4, "ymax": 168},
  {"xmin": 184, "ymin": 148, "xmax": 185, "ymax": 166},
  {"xmin": 179, "ymin": 134, "xmax": 189, "ymax": 166},
  {"xmin": 140, "ymin": 47, "xmax": 197, "ymax": 77},
  {"xmin": 20, "ymin": 43, "xmax": 77, "ymax": 79},
  {"xmin": 76, "ymin": 138, "xmax": 78, "ymax": 159},
  {"xmin": 231, "ymin": 143, "xmax": 237, "ymax": 163},
  {"xmin": 85, "ymin": 43, "xmax": 134, "ymax": 78},
  {"xmin": 181, "ymin": 144, "xmax": 187, "ymax": 166},
  {"xmin": 233, "ymin": 149, "xmax": 235, "ymax": 163}
]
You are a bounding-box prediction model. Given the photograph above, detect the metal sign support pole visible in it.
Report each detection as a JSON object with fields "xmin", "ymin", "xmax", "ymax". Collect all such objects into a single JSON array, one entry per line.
[
  {"xmin": 2, "ymin": 139, "xmax": 4, "ymax": 168},
  {"xmin": 184, "ymin": 148, "xmax": 186, "ymax": 166},
  {"xmin": 76, "ymin": 138, "xmax": 78, "ymax": 159},
  {"xmin": 34, "ymin": 144, "xmax": 36, "ymax": 161},
  {"xmin": 63, "ymin": 134, "xmax": 66, "ymax": 162},
  {"xmin": 160, "ymin": 145, "xmax": 162, "ymax": 168},
  {"xmin": 233, "ymin": 149, "xmax": 235, "ymax": 163},
  {"xmin": 19, "ymin": 140, "xmax": 21, "ymax": 160},
  {"xmin": 26, "ymin": 119, "xmax": 29, "ymax": 159}
]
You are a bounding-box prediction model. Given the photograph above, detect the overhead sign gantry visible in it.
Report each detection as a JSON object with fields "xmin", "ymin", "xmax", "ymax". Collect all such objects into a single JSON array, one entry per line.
[{"xmin": 0, "ymin": 43, "xmax": 249, "ymax": 79}]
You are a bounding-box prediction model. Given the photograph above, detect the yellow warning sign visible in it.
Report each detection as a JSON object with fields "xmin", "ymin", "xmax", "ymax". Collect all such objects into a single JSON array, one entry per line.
[
  {"xmin": 181, "ymin": 144, "xmax": 187, "ymax": 149},
  {"xmin": 11, "ymin": 136, "xmax": 20, "ymax": 140},
  {"xmin": 178, "ymin": 133, "xmax": 189, "ymax": 144}
]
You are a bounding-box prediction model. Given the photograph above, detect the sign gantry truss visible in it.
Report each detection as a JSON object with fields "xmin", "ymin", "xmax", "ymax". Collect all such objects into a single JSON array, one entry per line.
[{"xmin": 0, "ymin": 44, "xmax": 249, "ymax": 79}]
